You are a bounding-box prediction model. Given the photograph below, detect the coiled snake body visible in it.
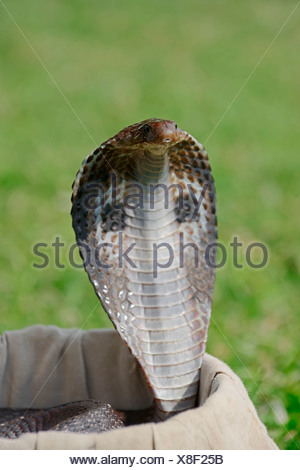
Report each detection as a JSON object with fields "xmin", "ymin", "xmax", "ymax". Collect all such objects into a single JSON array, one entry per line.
[{"xmin": 0, "ymin": 119, "xmax": 217, "ymax": 438}]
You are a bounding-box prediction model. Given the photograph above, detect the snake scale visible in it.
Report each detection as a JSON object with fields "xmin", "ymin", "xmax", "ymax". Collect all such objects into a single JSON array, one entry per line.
[{"xmin": 0, "ymin": 119, "xmax": 217, "ymax": 438}]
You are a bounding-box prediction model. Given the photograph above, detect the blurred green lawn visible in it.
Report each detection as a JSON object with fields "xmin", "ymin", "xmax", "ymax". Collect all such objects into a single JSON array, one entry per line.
[{"xmin": 0, "ymin": 0, "xmax": 299, "ymax": 449}]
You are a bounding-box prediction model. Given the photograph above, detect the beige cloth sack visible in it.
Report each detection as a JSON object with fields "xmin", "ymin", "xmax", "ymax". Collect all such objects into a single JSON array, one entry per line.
[{"xmin": 0, "ymin": 325, "xmax": 278, "ymax": 450}]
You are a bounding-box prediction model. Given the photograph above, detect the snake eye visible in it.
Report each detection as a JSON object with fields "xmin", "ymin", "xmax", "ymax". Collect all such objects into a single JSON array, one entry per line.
[
  {"xmin": 143, "ymin": 124, "xmax": 151, "ymax": 141},
  {"xmin": 143, "ymin": 124, "xmax": 152, "ymax": 141},
  {"xmin": 175, "ymin": 123, "xmax": 178, "ymax": 129}
]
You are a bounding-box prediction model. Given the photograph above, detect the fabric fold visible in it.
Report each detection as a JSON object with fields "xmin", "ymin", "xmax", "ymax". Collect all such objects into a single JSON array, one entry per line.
[{"xmin": 0, "ymin": 326, "xmax": 278, "ymax": 450}]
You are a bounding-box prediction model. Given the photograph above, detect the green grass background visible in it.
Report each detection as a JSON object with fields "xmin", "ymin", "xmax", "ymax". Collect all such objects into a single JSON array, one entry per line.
[{"xmin": 0, "ymin": 0, "xmax": 299, "ymax": 449}]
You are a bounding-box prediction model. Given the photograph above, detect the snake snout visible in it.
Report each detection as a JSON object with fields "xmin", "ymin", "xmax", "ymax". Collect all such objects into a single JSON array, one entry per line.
[{"xmin": 143, "ymin": 119, "xmax": 184, "ymax": 147}]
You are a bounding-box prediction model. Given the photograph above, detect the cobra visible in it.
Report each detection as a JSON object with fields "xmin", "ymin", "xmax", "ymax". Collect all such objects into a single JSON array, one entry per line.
[{"xmin": 0, "ymin": 118, "xmax": 217, "ymax": 437}]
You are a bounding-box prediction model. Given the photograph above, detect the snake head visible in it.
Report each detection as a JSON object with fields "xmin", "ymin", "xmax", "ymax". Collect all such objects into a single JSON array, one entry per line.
[{"xmin": 111, "ymin": 118, "xmax": 186, "ymax": 152}]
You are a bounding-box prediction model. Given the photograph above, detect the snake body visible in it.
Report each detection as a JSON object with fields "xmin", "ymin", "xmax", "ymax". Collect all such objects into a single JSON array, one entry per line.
[
  {"xmin": 0, "ymin": 118, "xmax": 217, "ymax": 437},
  {"xmin": 0, "ymin": 401, "xmax": 124, "ymax": 438}
]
